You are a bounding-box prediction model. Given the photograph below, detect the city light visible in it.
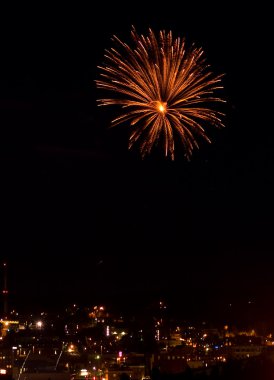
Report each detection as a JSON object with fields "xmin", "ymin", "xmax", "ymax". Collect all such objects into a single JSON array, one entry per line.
[{"xmin": 36, "ymin": 321, "xmax": 43, "ymax": 329}]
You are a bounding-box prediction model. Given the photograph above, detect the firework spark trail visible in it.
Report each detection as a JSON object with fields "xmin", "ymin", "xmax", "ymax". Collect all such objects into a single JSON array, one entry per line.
[{"xmin": 96, "ymin": 27, "xmax": 225, "ymax": 160}]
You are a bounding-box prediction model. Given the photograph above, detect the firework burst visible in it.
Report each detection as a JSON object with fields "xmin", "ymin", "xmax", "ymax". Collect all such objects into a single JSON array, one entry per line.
[{"xmin": 96, "ymin": 27, "xmax": 225, "ymax": 160}]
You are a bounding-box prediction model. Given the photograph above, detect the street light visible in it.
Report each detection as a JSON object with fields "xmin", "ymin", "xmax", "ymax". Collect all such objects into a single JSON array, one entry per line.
[
  {"xmin": 11, "ymin": 347, "xmax": 17, "ymax": 379},
  {"xmin": 36, "ymin": 321, "xmax": 43, "ymax": 329}
]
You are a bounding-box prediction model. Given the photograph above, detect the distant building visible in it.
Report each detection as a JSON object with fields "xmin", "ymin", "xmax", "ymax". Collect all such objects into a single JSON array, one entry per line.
[
  {"xmin": 149, "ymin": 351, "xmax": 188, "ymax": 374},
  {"xmin": 0, "ymin": 320, "xmax": 19, "ymax": 337},
  {"xmin": 230, "ymin": 345, "xmax": 264, "ymax": 359},
  {"xmin": 106, "ymin": 366, "xmax": 144, "ymax": 380}
]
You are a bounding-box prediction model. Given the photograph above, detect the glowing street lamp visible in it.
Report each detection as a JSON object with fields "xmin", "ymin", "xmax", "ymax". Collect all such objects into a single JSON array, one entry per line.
[{"xmin": 36, "ymin": 321, "xmax": 43, "ymax": 329}]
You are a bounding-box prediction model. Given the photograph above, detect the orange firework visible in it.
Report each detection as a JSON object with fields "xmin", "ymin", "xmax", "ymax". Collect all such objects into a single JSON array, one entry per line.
[{"xmin": 96, "ymin": 27, "xmax": 225, "ymax": 160}]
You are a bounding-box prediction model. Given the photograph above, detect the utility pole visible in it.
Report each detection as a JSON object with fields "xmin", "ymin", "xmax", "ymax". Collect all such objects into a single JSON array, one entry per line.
[{"xmin": 2, "ymin": 262, "xmax": 8, "ymax": 318}]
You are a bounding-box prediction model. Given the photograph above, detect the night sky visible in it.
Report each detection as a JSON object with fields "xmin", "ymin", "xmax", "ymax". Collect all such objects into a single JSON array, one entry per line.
[{"xmin": 1, "ymin": 2, "xmax": 273, "ymax": 324}]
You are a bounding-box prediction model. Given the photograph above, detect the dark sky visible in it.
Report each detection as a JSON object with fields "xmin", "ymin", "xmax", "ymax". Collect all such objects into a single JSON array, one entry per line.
[{"xmin": 0, "ymin": 2, "xmax": 273, "ymax": 323}]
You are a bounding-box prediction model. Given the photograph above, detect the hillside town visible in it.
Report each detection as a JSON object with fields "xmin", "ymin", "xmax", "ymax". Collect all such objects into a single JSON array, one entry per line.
[{"xmin": 1, "ymin": 300, "xmax": 274, "ymax": 380}]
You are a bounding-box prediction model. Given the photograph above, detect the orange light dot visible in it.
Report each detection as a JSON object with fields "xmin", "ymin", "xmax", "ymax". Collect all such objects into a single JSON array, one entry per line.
[{"xmin": 157, "ymin": 102, "xmax": 167, "ymax": 113}]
